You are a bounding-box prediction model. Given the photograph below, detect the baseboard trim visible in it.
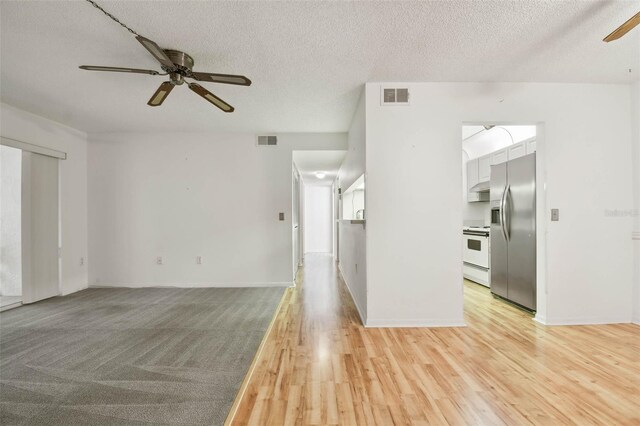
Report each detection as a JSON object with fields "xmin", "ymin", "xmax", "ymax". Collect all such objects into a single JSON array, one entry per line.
[
  {"xmin": 0, "ymin": 302, "xmax": 22, "ymax": 312},
  {"xmin": 89, "ymin": 281, "xmax": 293, "ymax": 289},
  {"xmin": 337, "ymin": 263, "xmax": 367, "ymax": 326},
  {"xmin": 533, "ymin": 315, "xmax": 547, "ymax": 325},
  {"xmin": 223, "ymin": 286, "xmax": 288, "ymax": 426},
  {"xmin": 365, "ymin": 318, "xmax": 467, "ymax": 328},
  {"xmin": 542, "ymin": 315, "xmax": 634, "ymax": 326}
]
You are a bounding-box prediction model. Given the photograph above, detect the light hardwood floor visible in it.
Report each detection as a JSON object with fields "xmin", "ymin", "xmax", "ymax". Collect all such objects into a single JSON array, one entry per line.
[{"xmin": 228, "ymin": 254, "xmax": 640, "ymax": 425}]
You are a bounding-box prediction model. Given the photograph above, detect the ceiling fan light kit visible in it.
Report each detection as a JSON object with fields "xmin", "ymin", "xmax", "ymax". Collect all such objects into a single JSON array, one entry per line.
[{"xmin": 80, "ymin": 0, "xmax": 251, "ymax": 113}]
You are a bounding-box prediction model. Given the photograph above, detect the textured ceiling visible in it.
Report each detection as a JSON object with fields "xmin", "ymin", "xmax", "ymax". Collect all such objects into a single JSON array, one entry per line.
[
  {"xmin": 1, "ymin": 1, "xmax": 639, "ymax": 133},
  {"xmin": 293, "ymin": 150, "xmax": 347, "ymax": 185}
]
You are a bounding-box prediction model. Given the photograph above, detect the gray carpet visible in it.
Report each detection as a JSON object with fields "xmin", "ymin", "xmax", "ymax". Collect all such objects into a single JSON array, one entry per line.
[{"xmin": 0, "ymin": 286, "xmax": 285, "ymax": 425}]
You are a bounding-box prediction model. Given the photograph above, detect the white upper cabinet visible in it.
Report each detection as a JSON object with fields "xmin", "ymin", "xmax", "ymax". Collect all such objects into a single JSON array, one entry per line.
[
  {"xmin": 478, "ymin": 155, "xmax": 491, "ymax": 182},
  {"xmin": 465, "ymin": 139, "xmax": 536, "ymax": 196},
  {"xmin": 491, "ymin": 148, "xmax": 508, "ymax": 165},
  {"xmin": 508, "ymin": 142, "xmax": 527, "ymax": 160},
  {"xmin": 467, "ymin": 158, "xmax": 479, "ymax": 191},
  {"xmin": 526, "ymin": 138, "xmax": 537, "ymax": 154}
]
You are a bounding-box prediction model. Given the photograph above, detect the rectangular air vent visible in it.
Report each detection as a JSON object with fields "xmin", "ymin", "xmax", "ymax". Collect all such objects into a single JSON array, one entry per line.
[
  {"xmin": 257, "ymin": 135, "xmax": 278, "ymax": 146},
  {"xmin": 381, "ymin": 87, "xmax": 410, "ymax": 105}
]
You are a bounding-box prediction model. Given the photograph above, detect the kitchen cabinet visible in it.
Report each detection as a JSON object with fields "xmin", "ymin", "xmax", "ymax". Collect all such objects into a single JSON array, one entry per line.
[
  {"xmin": 465, "ymin": 140, "xmax": 536, "ymax": 199},
  {"xmin": 526, "ymin": 138, "xmax": 537, "ymax": 154},
  {"xmin": 467, "ymin": 158, "xmax": 479, "ymax": 191},
  {"xmin": 492, "ymin": 148, "xmax": 508, "ymax": 165},
  {"xmin": 478, "ymin": 155, "xmax": 491, "ymax": 182},
  {"xmin": 508, "ymin": 142, "xmax": 526, "ymax": 160}
]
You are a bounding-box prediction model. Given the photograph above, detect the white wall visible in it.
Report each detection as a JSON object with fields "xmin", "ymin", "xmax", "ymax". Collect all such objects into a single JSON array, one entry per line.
[
  {"xmin": 87, "ymin": 132, "xmax": 346, "ymax": 288},
  {"xmin": 0, "ymin": 145, "xmax": 22, "ymax": 296},
  {"xmin": 0, "ymin": 103, "xmax": 88, "ymax": 296},
  {"xmin": 303, "ymin": 184, "xmax": 332, "ymax": 253},
  {"xmin": 632, "ymin": 82, "xmax": 640, "ymax": 325},
  {"xmin": 365, "ymin": 83, "xmax": 634, "ymax": 326},
  {"xmin": 339, "ymin": 221, "xmax": 367, "ymax": 322},
  {"xmin": 337, "ymin": 89, "xmax": 368, "ymax": 324}
]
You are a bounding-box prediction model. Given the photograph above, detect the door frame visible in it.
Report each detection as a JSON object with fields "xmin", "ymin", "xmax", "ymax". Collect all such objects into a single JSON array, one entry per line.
[{"xmin": 461, "ymin": 121, "xmax": 547, "ymax": 322}]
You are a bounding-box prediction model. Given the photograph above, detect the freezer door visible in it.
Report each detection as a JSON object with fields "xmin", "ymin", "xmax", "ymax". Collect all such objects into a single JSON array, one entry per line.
[
  {"xmin": 505, "ymin": 153, "xmax": 537, "ymax": 310},
  {"xmin": 490, "ymin": 162, "xmax": 508, "ymax": 298}
]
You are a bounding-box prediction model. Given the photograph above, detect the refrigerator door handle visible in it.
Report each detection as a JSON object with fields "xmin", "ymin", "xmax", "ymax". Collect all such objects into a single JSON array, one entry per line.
[
  {"xmin": 500, "ymin": 185, "xmax": 508, "ymax": 241},
  {"xmin": 504, "ymin": 185, "xmax": 511, "ymax": 241}
]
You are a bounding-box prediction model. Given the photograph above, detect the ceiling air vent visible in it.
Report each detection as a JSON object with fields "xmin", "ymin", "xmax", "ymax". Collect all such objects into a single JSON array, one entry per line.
[
  {"xmin": 256, "ymin": 135, "xmax": 278, "ymax": 146},
  {"xmin": 381, "ymin": 87, "xmax": 410, "ymax": 105}
]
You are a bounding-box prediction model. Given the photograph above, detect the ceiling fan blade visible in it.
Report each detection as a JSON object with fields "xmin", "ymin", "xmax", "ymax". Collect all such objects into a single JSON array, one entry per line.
[
  {"xmin": 79, "ymin": 65, "xmax": 159, "ymax": 75},
  {"xmin": 136, "ymin": 35, "xmax": 175, "ymax": 68},
  {"xmin": 188, "ymin": 83, "xmax": 234, "ymax": 113},
  {"xmin": 190, "ymin": 72, "xmax": 252, "ymax": 86},
  {"xmin": 604, "ymin": 11, "xmax": 640, "ymax": 42},
  {"xmin": 147, "ymin": 82, "xmax": 174, "ymax": 107}
]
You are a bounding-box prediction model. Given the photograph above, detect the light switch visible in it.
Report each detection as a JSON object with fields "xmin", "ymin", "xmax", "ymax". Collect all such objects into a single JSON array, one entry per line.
[
  {"xmin": 279, "ymin": 212, "xmax": 285, "ymax": 221},
  {"xmin": 551, "ymin": 209, "xmax": 559, "ymax": 221}
]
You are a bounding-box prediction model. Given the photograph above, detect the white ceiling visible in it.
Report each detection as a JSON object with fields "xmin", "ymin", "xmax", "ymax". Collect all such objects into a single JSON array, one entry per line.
[
  {"xmin": 1, "ymin": 1, "xmax": 639, "ymax": 134},
  {"xmin": 293, "ymin": 150, "xmax": 347, "ymax": 186}
]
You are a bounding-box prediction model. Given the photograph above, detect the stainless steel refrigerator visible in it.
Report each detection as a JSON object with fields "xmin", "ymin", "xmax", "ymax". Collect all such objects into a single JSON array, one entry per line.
[{"xmin": 490, "ymin": 153, "xmax": 536, "ymax": 311}]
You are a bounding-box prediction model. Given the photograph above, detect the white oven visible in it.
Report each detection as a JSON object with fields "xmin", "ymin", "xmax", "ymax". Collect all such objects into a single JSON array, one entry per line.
[{"xmin": 463, "ymin": 227, "xmax": 490, "ymax": 286}]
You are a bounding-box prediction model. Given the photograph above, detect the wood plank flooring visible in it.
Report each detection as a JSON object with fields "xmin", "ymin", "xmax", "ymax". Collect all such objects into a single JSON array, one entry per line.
[{"xmin": 228, "ymin": 254, "xmax": 640, "ymax": 425}]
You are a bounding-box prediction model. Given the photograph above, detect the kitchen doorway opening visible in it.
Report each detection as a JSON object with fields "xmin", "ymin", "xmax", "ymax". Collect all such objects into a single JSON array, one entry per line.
[{"xmin": 461, "ymin": 124, "xmax": 543, "ymax": 319}]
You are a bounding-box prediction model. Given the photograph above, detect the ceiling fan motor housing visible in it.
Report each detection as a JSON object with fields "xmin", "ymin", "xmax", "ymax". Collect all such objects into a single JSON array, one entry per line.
[{"xmin": 162, "ymin": 50, "xmax": 194, "ymax": 85}]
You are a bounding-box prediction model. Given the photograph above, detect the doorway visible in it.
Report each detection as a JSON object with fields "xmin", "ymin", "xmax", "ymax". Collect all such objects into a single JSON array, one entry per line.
[
  {"xmin": 461, "ymin": 124, "xmax": 539, "ymax": 315},
  {"xmin": 292, "ymin": 150, "xmax": 347, "ymax": 270},
  {"xmin": 1, "ymin": 145, "xmax": 22, "ymax": 310},
  {"xmin": 1, "ymin": 138, "xmax": 63, "ymax": 310}
]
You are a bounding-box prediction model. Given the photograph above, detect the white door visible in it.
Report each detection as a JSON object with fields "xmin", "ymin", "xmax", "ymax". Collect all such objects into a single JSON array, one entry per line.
[
  {"xmin": 303, "ymin": 185, "xmax": 333, "ymax": 253},
  {"xmin": 21, "ymin": 152, "xmax": 59, "ymax": 304}
]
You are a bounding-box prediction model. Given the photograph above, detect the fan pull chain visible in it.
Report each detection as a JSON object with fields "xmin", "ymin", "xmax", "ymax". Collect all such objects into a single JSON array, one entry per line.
[{"xmin": 84, "ymin": 0, "xmax": 140, "ymax": 37}]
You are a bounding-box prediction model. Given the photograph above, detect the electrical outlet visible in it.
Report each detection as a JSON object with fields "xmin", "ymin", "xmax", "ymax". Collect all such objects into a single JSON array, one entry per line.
[
  {"xmin": 156, "ymin": 256, "xmax": 163, "ymax": 265},
  {"xmin": 551, "ymin": 209, "xmax": 560, "ymax": 221},
  {"xmin": 80, "ymin": 257, "xmax": 85, "ymax": 266},
  {"xmin": 196, "ymin": 256, "xmax": 203, "ymax": 265}
]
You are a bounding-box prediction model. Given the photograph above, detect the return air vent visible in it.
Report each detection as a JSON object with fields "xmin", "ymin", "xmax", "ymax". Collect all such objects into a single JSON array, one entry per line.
[
  {"xmin": 381, "ymin": 87, "xmax": 410, "ymax": 105},
  {"xmin": 256, "ymin": 135, "xmax": 278, "ymax": 146}
]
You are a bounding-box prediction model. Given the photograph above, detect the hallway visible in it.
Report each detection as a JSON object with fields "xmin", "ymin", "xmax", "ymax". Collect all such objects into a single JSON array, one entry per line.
[{"xmin": 229, "ymin": 254, "xmax": 640, "ymax": 425}]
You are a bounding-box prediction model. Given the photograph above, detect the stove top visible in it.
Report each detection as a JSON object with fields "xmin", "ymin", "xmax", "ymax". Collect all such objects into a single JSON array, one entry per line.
[{"xmin": 463, "ymin": 226, "xmax": 490, "ymax": 234}]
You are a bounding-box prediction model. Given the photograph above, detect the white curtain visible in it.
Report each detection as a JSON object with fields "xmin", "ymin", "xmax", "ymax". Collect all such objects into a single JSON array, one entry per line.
[{"xmin": 21, "ymin": 151, "xmax": 59, "ymax": 304}]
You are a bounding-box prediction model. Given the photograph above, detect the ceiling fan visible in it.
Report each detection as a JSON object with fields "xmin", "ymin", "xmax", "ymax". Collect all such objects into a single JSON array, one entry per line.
[
  {"xmin": 80, "ymin": 35, "xmax": 251, "ymax": 112},
  {"xmin": 603, "ymin": 10, "xmax": 640, "ymax": 42}
]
